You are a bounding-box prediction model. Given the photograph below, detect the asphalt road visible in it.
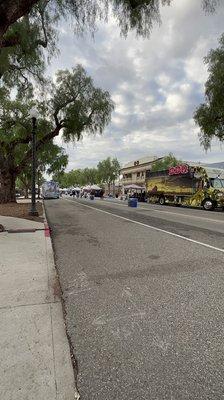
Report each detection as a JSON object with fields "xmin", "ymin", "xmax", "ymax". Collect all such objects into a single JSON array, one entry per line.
[{"xmin": 45, "ymin": 198, "xmax": 224, "ymax": 400}]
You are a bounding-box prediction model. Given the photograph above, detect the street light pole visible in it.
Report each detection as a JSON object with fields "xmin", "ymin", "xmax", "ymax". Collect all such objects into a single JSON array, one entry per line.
[{"xmin": 29, "ymin": 109, "xmax": 39, "ymax": 216}]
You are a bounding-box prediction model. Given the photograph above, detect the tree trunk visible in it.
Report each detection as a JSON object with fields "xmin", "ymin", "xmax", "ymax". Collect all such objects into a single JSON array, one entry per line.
[
  {"xmin": 37, "ymin": 170, "xmax": 40, "ymax": 199},
  {"xmin": 24, "ymin": 186, "xmax": 29, "ymax": 199},
  {"xmin": 0, "ymin": 170, "xmax": 16, "ymax": 203},
  {"xmin": 0, "ymin": 0, "xmax": 39, "ymax": 47},
  {"xmin": 112, "ymin": 181, "xmax": 115, "ymax": 197}
]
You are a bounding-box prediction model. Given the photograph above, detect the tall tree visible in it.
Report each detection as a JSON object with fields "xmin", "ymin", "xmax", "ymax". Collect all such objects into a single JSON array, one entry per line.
[
  {"xmin": 151, "ymin": 153, "xmax": 182, "ymax": 172},
  {"xmin": 194, "ymin": 33, "xmax": 224, "ymax": 150},
  {"xmin": 54, "ymin": 167, "xmax": 99, "ymax": 187},
  {"xmin": 0, "ymin": 65, "xmax": 114, "ymax": 203},
  {"xmin": 97, "ymin": 157, "xmax": 120, "ymax": 194},
  {"xmin": 82, "ymin": 168, "xmax": 99, "ymax": 185}
]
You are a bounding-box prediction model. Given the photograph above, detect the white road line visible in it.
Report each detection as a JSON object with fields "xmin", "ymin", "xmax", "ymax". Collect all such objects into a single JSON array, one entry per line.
[
  {"xmin": 149, "ymin": 208, "xmax": 224, "ymax": 224},
  {"xmin": 96, "ymin": 199, "xmax": 224, "ymax": 224},
  {"xmin": 70, "ymin": 199, "xmax": 224, "ymax": 255}
]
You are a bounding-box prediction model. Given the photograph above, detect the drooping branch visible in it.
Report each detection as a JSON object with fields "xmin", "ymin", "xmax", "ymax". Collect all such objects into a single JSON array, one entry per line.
[{"xmin": 37, "ymin": 6, "xmax": 48, "ymax": 48}]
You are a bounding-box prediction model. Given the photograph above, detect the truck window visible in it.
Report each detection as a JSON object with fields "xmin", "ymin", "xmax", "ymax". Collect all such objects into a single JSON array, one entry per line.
[{"xmin": 212, "ymin": 178, "xmax": 224, "ymax": 188}]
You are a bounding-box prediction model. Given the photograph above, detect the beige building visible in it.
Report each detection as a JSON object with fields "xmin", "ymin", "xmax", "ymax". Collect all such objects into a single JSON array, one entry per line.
[{"xmin": 120, "ymin": 155, "xmax": 163, "ymax": 187}]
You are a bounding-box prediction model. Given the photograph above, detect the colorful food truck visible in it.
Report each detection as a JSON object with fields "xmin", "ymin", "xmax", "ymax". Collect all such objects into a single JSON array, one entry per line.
[{"xmin": 146, "ymin": 164, "xmax": 224, "ymax": 210}]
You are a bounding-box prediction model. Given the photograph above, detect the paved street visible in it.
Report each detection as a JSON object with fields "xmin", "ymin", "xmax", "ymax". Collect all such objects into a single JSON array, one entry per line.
[{"xmin": 45, "ymin": 198, "xmax": 224, "ymax": 400}]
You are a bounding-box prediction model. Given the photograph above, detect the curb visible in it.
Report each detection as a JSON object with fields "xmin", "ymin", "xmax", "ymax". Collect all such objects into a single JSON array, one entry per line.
[
  {"xmin": 42, "ymin": 200, "xmax": 80, "ymax": 400},
  {"xmin": 41, "ymin": 201, "xmax": 51, "ymax": 237},
  {"xmin": 44, "ymin": 221, "xmax": 51, "ymax": 237}
]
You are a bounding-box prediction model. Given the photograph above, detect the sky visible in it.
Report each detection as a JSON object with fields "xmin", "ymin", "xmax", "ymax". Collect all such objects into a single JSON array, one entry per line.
[{"xmin": 48, "ymin": 0, "xmax": 224, "ymax": 170}]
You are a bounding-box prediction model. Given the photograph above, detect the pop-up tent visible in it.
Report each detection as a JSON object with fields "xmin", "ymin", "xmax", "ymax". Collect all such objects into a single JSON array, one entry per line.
[
  {"xmin": 124, "ymin": 184, "xmax": 145, "ymax": 190},
  {"xmin": 90, "ymin": 184, "xmax": 102, "ymax": 190},
  {"xmin": 82, "ymin": 184, "xmax": 102, "ymax": 191},
  {"xmin": 82, "ymin": 185, "xmax": 92, "ymax": 191}
]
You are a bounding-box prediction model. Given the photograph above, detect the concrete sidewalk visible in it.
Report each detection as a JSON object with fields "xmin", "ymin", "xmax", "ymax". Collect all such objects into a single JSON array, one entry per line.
[{"xmin": 0, "ymin": 215, "xmax": 79, "ymax": 400}]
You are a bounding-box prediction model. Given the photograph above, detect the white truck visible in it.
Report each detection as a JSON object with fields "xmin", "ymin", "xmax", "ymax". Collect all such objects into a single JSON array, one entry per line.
[{"xmin": 42, "ymin": 181, "xmax": 60, "ymax": 199}]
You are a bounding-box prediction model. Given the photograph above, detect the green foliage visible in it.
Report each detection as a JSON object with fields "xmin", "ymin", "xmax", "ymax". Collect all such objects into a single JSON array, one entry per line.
[
  {"xmin": 151, "ymin": 153, "xmax": 182, "ymax": 172},
  {"xmin": 55, "ymin": 157, "xmax": 120, "ymax": 189},
  {"xmin": 54, "ymin": 167, "xmax": 99, "ymax": 187},
  {"xmin": 0, "ymin": 65, "xmax": 113, "ymax": 202},
  {"xmin": 52, "ymin": 65, "xmax": 114, "ymax": 142},
  {"xmin": 0, "ymin": 3, "xmax": 58, "ymax": 90},
  {"xmin": 194, "ymin": 33, "xmax": 224, "ymax": 150},
  {"xmin": 1, "ymin": 0, "xmax": 169, "ymax": 91},
  {"xmin": 0, "ymin": 86, "xmax": 53, "ymax": 165},
  {"xmin": 97, "ymin": 157, "xmax": 120, "ymax": 184},
  {"xmin": 0, "ymin": 65, "xmax": 113, "ymax": 170}
]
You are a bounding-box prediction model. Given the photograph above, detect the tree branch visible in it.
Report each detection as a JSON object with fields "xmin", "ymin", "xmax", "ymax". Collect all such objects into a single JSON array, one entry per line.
[
  {"xmin": 53, "ymin": 111, "xmax": 60, "ymax": 127},
  {"xmin": 82, "ymin": 108, "xmax": 96, "ymax": 128},
  {"xmin": 8, "ymin": 64, "xmax": 30, "ymax": 89},
  {"xmin": 11, "ymin": 133, "xmax": 32, "ymax": 147},
  {"xmin": 36, "ymin": 7, "xmax": 48, "ymax": 48}
]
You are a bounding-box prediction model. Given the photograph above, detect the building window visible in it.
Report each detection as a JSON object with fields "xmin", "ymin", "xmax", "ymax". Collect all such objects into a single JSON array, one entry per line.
[
  {"xmin": 137, "ymin": 172, "xmax": 140, "ymax": 177},
  {"xmin": 124, "ymin": 173, "xmax": 132, "ymax": 179}
]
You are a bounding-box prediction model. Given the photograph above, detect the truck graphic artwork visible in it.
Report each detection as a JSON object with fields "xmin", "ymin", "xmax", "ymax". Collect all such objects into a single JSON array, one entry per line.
[
  {"xmin": 146, "ymin": 165, "xmax": 224, "ymax": 210},
  {"xmin": 168, "ymin": 164, "xmax": 189, "ymax": 176}
]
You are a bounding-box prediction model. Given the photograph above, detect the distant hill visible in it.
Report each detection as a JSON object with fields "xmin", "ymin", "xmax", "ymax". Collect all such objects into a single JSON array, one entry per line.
[{"xmin": 204, "ymin": 162, "xmax": 224, "ymax": 169}]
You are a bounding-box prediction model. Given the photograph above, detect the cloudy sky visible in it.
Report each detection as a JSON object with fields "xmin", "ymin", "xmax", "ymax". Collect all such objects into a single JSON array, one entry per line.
[{"xmin": 48, "ymin": 0, "xmax": 224, "ymax": 170}]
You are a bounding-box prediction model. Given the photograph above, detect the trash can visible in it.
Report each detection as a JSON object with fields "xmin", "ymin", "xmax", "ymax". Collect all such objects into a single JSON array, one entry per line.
[{"xmin": 128, "ymin": 197, "xmax": 138, "ymax": 208}]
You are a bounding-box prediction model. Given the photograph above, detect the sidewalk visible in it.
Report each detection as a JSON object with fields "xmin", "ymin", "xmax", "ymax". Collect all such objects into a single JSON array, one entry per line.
[{"xmin": 0, "ymin": 215, "xmax": 79, "ymax": 400}]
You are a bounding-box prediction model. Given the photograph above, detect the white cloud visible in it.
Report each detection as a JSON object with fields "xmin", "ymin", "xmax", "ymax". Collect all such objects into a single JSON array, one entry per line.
[{"xmin": 165, "ymin": 93, "xmax": 186, "ymax": 114}]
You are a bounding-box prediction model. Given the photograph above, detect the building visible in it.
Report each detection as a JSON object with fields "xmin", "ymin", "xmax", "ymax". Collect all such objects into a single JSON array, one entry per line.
[{"xmin": 120, "ymin": 155, "xmax": 163, "ymax": 187}]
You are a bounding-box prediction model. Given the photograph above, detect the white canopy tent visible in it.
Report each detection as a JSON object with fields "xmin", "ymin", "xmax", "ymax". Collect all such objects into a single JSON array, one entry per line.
[
  {"xmin": 90, "ymin": 184, "xmax": 102, "ymax": 190},
  {"xmin": 124, "ymin": 184, "xmax": 145, "ymax": 190},
  {"xmin": 82, "ymin": 184, "xmax": 102, "ymax": 191},
  {"xmin": 82, "ymin": 185, "xmax": 92, "ymax": 191}
]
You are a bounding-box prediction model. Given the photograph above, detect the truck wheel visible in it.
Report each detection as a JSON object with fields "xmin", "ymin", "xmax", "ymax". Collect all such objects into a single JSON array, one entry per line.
[
  {"xmin": 202, "ymin": 198, "xmax": 215, "ymax": 211},
  {"xmin": 159, "ymin": 196, "xmax": 165, "ymax": 205}
]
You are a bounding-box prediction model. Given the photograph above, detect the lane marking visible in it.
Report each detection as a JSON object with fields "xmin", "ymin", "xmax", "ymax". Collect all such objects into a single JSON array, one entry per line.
[
  {"xmin": 95, "ymin": 199, "xmax": 224, "ymax": 225},
  {"xmin": 65, "ymin": 196, "xmax": 224, "ymax": 225},
  {"xmin": 69, "ymin": 199, "xmax": 224, "ymax": 255},
  {"xmin": 149, "ymin": 208, "xmax": 224, "ymax": 224}
]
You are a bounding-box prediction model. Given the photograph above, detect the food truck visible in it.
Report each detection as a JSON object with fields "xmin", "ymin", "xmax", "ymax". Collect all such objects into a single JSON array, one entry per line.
[{"xmin": 146, "ymin": 164, "xmax": 224, "ymax": 210}]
